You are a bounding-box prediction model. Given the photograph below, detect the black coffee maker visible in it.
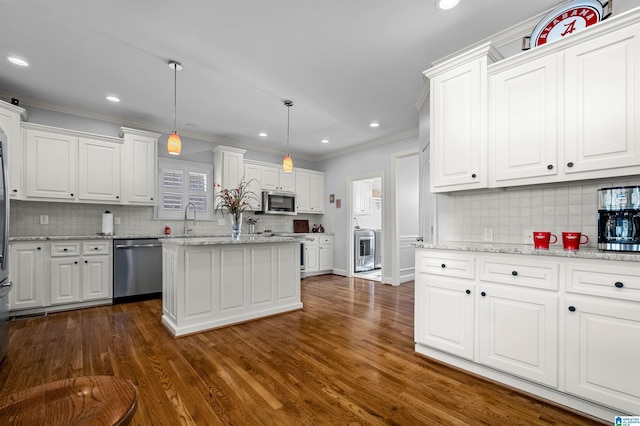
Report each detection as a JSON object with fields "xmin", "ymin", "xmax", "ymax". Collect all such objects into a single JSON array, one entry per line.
[{"xmin": 597, "ymin": 186, "xmax": 640, "ymax": 252}]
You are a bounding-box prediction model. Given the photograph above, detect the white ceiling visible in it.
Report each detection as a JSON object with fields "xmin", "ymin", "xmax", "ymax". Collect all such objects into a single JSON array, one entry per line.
[{"xmin": 0, "ymin": 1, "xmax": 633, "ymax": 161}]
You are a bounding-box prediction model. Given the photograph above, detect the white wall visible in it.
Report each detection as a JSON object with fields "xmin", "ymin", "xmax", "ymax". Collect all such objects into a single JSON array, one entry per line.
[{"xmin": 318, "ymin": 135, "xmax": 419, "ymax": 276}]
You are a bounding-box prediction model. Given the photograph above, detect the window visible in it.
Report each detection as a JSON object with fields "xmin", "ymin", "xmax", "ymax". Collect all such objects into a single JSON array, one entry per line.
[{"xmin": 157, "ymin": 158, "xmax": 213, "ymax": 220}]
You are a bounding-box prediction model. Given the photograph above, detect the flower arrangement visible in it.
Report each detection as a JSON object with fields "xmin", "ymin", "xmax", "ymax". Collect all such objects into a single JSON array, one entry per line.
[{"xmin": 214, "ymin": 178, "xmax": 258, "ymax": 217}]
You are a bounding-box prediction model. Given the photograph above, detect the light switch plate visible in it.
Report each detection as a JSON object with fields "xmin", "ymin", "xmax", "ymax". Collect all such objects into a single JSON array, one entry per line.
[
  {"xmin": 524, "ymin": 229, "xmax": 533, "ymax": 244},
  {"xmin": 218, "ymin": 219, "xmax": 225, "ymax": 226},
  {"xmin": 40, "ymin": 215, "xmax": 49, "ymax": 225},
  {"xmin": 483, "ymin": 228, "xmax": 493, "ymax": 242},
  {"xmin": 114, "ymin": 217, "xmax": 121, "ymax": 225}
]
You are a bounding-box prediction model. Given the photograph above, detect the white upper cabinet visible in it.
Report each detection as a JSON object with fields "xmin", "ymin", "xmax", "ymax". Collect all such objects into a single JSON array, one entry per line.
[
  {"xmin": 425, "ymin": 42, "xmax": 502, "ymax": 193},
  {"xmin": 0, "ymin": 100, "xmax": 26, "ymax": 198},
  {"xmin": 490, "ymin": 55, "xmax": 559, "ymax": 185},
  {"xmin": 295, "ymin": 170, "xmax": 324, "ymax": 214},
  {"xmin": 212, "ymin": 145, "xmax": 245, "ymax": 192},
  {"xmin": 563, "ymin": 22, "xmax": 640, "ymax": 178},
  {"xmin": 120, "ymin": 127, "xmax": 160, "ymax": 205},
  {"xmin": 262, "ymin": 165, "xmax": 295, "ymax": 192},
  {"xmin": 243, "ymin": 162, "xmax": 262, "ymax": 211},
  {"xmin": 24, "ymin": 125, "xmax": 77, "ymax": 200},
  {"xmin": 78, "ymin": 137, "xmax": 122, "ymax": 202}
]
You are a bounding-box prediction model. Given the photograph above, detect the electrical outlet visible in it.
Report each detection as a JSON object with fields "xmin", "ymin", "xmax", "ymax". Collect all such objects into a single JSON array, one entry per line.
[
  {"xmin": 484, "ymin": 228, "xmax": 493, "ymax": 242},
  {"xmin": 39, "ymin": 215, "xmax": 49, "ymax": 225},
  {"xmin": 524, "ymin": 229, "xmax": 533, "ymax": 244},
  {"xmin": 218, "ymin": 219, "xmax": 225, "ymax": 226},
  {"xmin": 114, "ymin": 217, "xmax": 121, "ymax": 225}
]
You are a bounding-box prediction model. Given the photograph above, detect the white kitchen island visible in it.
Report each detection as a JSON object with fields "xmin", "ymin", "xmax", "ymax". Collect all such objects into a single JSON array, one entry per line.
[{"xmin": 161, "ymin": 236, "xmax": 301, "ymax": 337}]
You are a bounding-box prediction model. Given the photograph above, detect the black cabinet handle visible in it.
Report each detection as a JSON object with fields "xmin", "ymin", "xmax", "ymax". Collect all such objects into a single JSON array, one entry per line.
[
  {"xmin": 150, "ymin": 197, "xmax": 154, "ymax": 201},
  {"xmin": 116, "ymin": 195, "xmax": 119, "ymax": 199},
  {"xmin": 63, "ymin": 248, "xmax": 68, "ymax": 252},
  {"xmin": 441, "ymin": 264, "xmax": 446, "ymax": 268},
  {"xmin": 37, "ymin": 247, "xmax": 41, "ymax": 250},
  {"xmin": 567, "ymin": 162, "xmax": 574, "ymax": 168},
  {"xmin": 74, "ymin": 261, "xmax": 78, "ymax": 264},
  {"xmin": 481, "ymin": 291, "xmax": 486, "ymax": 297},
  {"xmin": 70, "ymin": 193, "xmax": 74, "ymax": 197},
  {"xmin": 512, "ymin": 271, "xmax": 518, "ymax": 276},
  {"xmin": 84, "ymin": 260, "xmax": 88, "ymax": 264},
  {"xmin": 547, "ymin": 164, "xmax": 553, "ymax": 170},
  {"xmin": 615, "ymin": 282, "xmax": 624, "ymax": 288},
  {"xmin": 465, "ymin": 289, "xmax": 471, "ymax": 295},
  {"xmin": 94, "ymin": 247, "xmax": 99, "ymax": 250},
  {"xmin": 471, "ymin": 173, "xmax": 477, "ymax": 178},
  {"xmin": 12, "ymin": 189, "xmax": 17, "ymax": 193},
  {"xmin": 568, "ymin": 306, "xmax": 576, "ymax": 312}
]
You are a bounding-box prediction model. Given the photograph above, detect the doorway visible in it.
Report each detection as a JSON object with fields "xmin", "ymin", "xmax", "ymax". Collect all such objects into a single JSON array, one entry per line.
[{"xmin": 350, "ymin": 175, "xmax": 383, "ymax": 281}]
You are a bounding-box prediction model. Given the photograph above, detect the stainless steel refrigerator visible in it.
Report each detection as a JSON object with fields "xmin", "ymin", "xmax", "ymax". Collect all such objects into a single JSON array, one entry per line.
[{"xmin": 0, "ymin": 137, "xmax": 11, "ymax": 363}]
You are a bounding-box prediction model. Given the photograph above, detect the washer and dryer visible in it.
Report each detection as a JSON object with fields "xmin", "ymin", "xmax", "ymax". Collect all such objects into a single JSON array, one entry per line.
[{"xmin": 354, "ymin": 229, "xmax": 375, "ymax": 272}]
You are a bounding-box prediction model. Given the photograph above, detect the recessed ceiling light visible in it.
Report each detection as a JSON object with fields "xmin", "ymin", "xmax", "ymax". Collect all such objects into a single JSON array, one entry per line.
[
  {"xmin": 321, "ymin": 139, "xmax": 329, "ymax": 144},
  {"xmin": 259, "ymin": 132, "xmax": 268, "ymax": 137},
  {"xmin": 437, "ymin": 0, "xmax": 459, "ymax": 10},
  {"xmin": 7, "ymin": 56, "xmax": 29, "ymax": 67},
  {"xmin": 370, "ymin": 122, "xmax": 380, "ymax": 128},
  {"xmin": 106, "ymin": 95, "xmax": 120, "ymax": 103}
]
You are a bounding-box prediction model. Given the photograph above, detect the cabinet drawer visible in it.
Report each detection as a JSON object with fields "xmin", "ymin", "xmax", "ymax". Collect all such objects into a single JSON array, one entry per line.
[
  {"xmin": 320, "ymin": 235, "xmax": 333, "ymax": 244},
  {"xmin": 82, "ymin": 241, "xmax": 110, "ymax": 255},
  {"xmin": 566, "ymin": 261, "xmax": 640, "ymax": 301},
  {"xmin": 305, "ymin": 235, "xmax": 319, "ymax": 244},
  {"xmin": 50, "ymin": 242, "xmax": 81, "ymax": 257},
  {"xmin": 479, "ymin": 256, "xmax": 558, "ymax": 290},
  {"xmin": 416, "ymin": 251, "xmax": 475, "ymax": 280}
]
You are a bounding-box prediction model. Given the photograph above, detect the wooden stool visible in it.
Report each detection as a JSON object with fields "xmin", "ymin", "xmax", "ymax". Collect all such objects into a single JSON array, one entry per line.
[{"xmin": 0, "ymin": 375, "xmax": 138, "ymax": 425}]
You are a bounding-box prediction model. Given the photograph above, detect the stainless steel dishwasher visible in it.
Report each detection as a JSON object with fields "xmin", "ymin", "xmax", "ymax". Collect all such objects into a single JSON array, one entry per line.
[{"xmin": 113, "ymin": 238, "xmax": 162, "ymax": 303}]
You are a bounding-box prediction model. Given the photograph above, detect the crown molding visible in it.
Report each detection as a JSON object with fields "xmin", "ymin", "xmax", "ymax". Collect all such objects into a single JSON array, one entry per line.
[{"xmin": 313, "ymin": 128, "xmax": 419, "ymax": 162}]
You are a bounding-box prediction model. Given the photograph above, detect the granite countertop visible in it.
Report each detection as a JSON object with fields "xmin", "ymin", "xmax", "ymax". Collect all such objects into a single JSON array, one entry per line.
[
  {"xmin": 9, "ymin": 233, "xmax": 244, "ymax": 241},
  {"xmin": 412, "ymin": 241, "xmax": 640, "ymax": 262},
  {"xmin": 161, "ymin": 236, "xmax": 298, "ymax": 246}
]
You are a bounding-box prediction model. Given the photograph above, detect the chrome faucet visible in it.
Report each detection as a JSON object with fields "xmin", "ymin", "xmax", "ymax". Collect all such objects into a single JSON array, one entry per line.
[{"xmin": 184, "ymin": 202, "xmax": 196, "ymax": 234}]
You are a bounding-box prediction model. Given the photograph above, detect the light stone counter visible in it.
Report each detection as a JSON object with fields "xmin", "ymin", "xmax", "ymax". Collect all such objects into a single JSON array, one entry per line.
[
  {"xmin": 412, "ymin": 241, "xmax": 640, "ymax": 262},
  {"xmin": 160, "ymin": 236, "xmax": 297, "ymax": 246}
]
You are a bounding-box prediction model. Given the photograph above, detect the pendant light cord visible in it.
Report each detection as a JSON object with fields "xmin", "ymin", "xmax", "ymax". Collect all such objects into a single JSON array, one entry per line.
[
  {"xmin": 286, "ymin": 105, "xmax": 290, "ymax": 155},
  {"xmin": 173, "ymin": 63, "xmax": 178, "ymax": 131}
]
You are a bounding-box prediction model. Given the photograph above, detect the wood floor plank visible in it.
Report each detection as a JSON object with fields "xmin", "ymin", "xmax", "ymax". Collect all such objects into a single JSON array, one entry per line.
[{"xmin": 0, "ymin": 275, "xmax": 607, "ymax": 425}]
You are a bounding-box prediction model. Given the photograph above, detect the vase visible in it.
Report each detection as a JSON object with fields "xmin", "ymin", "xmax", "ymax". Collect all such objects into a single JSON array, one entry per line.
[{"xmin": 231, "ymin": 212, "xmax": 242, "ymax": 240}]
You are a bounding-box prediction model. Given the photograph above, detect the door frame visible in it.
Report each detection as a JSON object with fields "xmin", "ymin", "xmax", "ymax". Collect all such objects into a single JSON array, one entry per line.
[{"xmin": 347, "ymin": 171, "xmax": 384, "ymax": 280}]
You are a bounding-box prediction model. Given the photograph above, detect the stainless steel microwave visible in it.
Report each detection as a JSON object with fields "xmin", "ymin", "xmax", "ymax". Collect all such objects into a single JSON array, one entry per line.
[{"xmin": 260, "ymin": 191, "xmax": 297, "ymax": 215}]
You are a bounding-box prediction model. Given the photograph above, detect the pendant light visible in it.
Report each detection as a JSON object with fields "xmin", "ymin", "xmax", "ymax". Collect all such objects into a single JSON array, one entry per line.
[
  {"xmin": 167, "ymin": 60, "xmax": 183, "ymax": 155},
  {"xmin": 282, "ymin": 100, "xmax": 293, "ymax": 173}
]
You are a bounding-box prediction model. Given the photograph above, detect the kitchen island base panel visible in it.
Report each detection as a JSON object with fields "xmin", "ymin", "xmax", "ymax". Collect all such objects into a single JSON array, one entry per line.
[
  {"xmin": 414, "ymin": 344, "xmax": 620, "ymax": 422},
  {"xmin": 162, "ymin": 238, "xmax": 302, "ymax": 337},
  {"xmin": 162, "ymin": 302, "xmax": 303, "ymax": 337}
]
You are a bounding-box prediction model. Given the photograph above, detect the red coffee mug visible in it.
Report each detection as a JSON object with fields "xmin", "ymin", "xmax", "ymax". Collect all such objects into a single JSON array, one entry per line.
[
  {"xmin": 562, "ymin": 232, "xmax": 589, "ymax": 251},
  {"xmin": 533, "ymin": 231, "xmax": 557, "ymax": 250}
]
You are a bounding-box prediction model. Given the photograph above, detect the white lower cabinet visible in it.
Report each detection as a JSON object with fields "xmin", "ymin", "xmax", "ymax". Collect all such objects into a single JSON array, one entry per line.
[
  {"xmin": 9, "ymin": 242, "xmax": 45, "ymax": 310},
  {"xmin": 305, "ymin": 236, "xmax": 319, "ymax": 274},
  {"xmin": 318, "ymin": 236, "xmax": 333, "ymax": 272},
  {"xmin": 415, "ymin": 248, "xmax": 639, "ymax": 421},
  {"xmin": 304, "ymin": 235, "xmax": 333, "ymax": 276},
  {"xmin": 10, "ymin": 239, "xmax": 112, "ymax": 314}
]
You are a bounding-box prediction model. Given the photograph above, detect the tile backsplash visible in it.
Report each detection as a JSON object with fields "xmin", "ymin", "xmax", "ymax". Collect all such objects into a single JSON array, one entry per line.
[
  {"xmin": 10, "ymin": 200, "xmax": 326, "ymax": 237},
  {"xmin": 443, "ymin": 177, "xmax": 640, "ymax": 247}
]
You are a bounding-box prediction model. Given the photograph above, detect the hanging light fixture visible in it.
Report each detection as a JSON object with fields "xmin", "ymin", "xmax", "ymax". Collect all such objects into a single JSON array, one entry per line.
[
  {"xmin": 282, "ymin": 100, "xmax": 293, "ymax": 173},
  {"xmin": 167, "ymin": 60, "xmax": 183, "ymax": 155}
]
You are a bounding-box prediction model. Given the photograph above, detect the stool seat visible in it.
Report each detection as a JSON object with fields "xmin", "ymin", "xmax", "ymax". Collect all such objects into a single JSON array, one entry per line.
[{"xmin": 0, "ymin": 375, "xmax": 138, "ymax": 425}]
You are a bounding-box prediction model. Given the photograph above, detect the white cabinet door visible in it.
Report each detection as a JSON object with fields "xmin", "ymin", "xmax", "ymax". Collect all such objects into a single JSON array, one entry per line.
[
  {"xmin": 261, "ymin": 165, "xmax": 295, "ymax": 191},
  {"xmin": 295, "ymin": 171, "xmax": 310, "ymax": 212},
  {"xmin": 353, "ymin": 180, "xmax": 372, "ymax": 215},
  {"xmin": 415, "ymin": 275, "xmax": 475, "ymax": 360},
  {"xmin": 121, "ymin": 128, "xmax": 159, "ymax": 205},
  {"xmin": 279, "ymin": 169, "xmax": 295, "ymax": 192},
  {"xmin": 9, "ymin": 243, "xmax": 45, "ymax": 310},
  {"xmin": 78, "ymin": 137, "xmax": 121, "ymax": 202},
  {"xmin": 427, "ymin": 44, "xmax": 498, "ymax": 192},
  {"xmin": 50, "ymin": 258, "xmax": 81, "ymax": 305},
  {"xmin": 305, "ymin": 244, "xmax": 319, "ymax": 273},
  {"xmin": 565, "ymin": 296, "xmax": 640, "ymax": 414},
  {"xmin": 309, "ymin": 173, "xmax": 324, "ymax": 213},
  {"xmin": 319, "ymin": 240, "xmax": 333, "ymax": 271},
  {"xmin": 564, "ymin": 24, "xmax": 640, "ymax": 177},
  {"xmin": 81, "ymin": 255, "xmax": 110, "ymax": 300},
  {"xmin": 490, "ymin": 55, "xmax": 559, "ymax": 185},
  {"xmin": 0, "ymin": 101, "xmax": 25, "ymax": 198},
  {"xmin": 478, "ymin": 284, "xmax": 558, "ymax": 387},
  {"xmin": 24, "ymin": 129, "xmax": 77, "ymax": 200},
  {"xmin": 243, "ymin": 163, "xmax": 262, "ymax": 211}
]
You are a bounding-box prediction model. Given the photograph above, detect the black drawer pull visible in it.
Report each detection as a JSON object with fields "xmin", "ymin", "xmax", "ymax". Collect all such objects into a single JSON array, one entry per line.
[
  {"xmin": 84, "ymin": 260, "xmax": 88, "ymax": 264},
  {"xmin": 74, "ymin": 261, "xmax": 78, "ymax": 264},
  {"xmin": 547, "ymin": 164, "xmax": 553, "ymax": 170},
  {"xmin": 615, "ymin": 282, "xmax": 624, "ymax": 288},
  {"xmin": 465, "ymin": 289, "xmax": 471, "ymax": 295},
  {"xmin": 441, "ymin": 264, "xmax": 446, "ymax": 268},
  {"xmin": 512, "ymin": 271, "xmax": 518, "ymax": 276},
  {"xmin": 94, "ymin": 247, "xmax": 99, "ymax": 250},
  {"xmin": 63, "ymin": 248, "xmax": 68, "ymax": 252},
  {"xmin": 567, "ymin": 162, "xmax": 574, "ymax": 168},
  {"xmin": 481, "ymin": 291, "xmax": 486, "ymax": 297},
  {"xmin": 568, "ymin": 306, "xmax": 576, "ymax": 312},
  {"xmin": 471, "ymin": 173, "xmax": 477, "ymax": 178}
]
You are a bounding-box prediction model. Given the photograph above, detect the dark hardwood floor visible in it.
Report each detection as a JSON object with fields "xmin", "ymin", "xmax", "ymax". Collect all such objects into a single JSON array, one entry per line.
[{"xmin": 0, "ymin": 275, "xmax": 604, "ymax": 425}]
